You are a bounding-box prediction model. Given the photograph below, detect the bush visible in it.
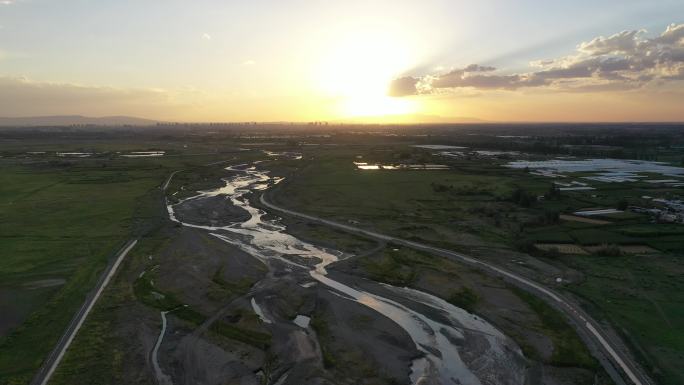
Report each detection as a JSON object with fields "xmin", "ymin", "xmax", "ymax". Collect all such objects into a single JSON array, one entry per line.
[
  {"xmin": 541, "ymin": 210, "xmax": 560, "ymax": 225},
  {"xmin": 545, "ymin": 184, "xmax": 562, "ymax": 200},
  {"xmin": 515, "ymin": 239, "xmax": 536, "ymax": 253},
  {"xmin": 617, "ymin": 199, "xmax": 629, "ymax": 211},
  {"xmin": 431, "ymin": 182, "xmax": 451, "ymax": 193},
  {"xmin": 447, "ymin": 287, "xmax": 479, "ymax": 313},
  {"xmin": 511, "ymin": 187, "xmax": 534, "ymax": 207},
  {"xmin": 595, "ymin": 244, "xmax": 623, "ymax": 257}
]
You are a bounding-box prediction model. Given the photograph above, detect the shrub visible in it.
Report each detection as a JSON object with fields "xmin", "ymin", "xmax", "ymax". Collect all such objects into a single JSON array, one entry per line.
[
  {"xmin": 447, "ymin": 287, "xmax": 479, "ymax": 313},
  {"xmin": 511, "ymin": 187, "xmax": 534, "ymax": 207},
  {"xmin": 595, "ymin": 244, "xmax": 623, "ymax": 257},
  {"xmin": 617, "ymin": 199, "xmax": 629, "ymax": 211},
  {"xmin": 545, "ymin": 184, "xmax": 562, "ymax": 200},
  {"xmin": 515, "ymin": 239, "xmax": 536, "ymax": 253}
]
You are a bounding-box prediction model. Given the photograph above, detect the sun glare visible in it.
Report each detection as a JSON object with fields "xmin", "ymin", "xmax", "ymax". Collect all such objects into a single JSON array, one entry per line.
[{"xmin": 315, "ymin": 30, "xmax": 417, "ymax": 118}]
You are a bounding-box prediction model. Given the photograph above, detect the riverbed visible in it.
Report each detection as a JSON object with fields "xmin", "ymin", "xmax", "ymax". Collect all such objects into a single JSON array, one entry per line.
[{"xmin": 166, "ymin": 163, "xmax": 526, "ymax": 385}]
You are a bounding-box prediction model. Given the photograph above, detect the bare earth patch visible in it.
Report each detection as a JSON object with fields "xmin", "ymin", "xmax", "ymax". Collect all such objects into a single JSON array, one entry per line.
[
  {"xmin": 584, "ymin": 245, "xmax": 659, "ymax": 254},
  {"xmin": 535, "ymin": 244, "xmax": 589, "ymax": 255},
  {"xmin": 22, "ymin": 278, "xmax": 67, "ymax": 290},
  {"xmin": 559, "ymin": 215, "xmax": 610, "ymax": 225}
]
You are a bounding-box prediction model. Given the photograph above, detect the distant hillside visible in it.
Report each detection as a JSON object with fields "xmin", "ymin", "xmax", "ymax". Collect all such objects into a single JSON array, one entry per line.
[{"xmin": 0, "ymin": 115, "xmax": 159, "ymax": 126}]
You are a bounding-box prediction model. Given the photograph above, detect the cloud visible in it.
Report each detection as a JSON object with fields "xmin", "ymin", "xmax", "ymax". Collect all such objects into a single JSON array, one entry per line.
[
  {"xmin": 387, "ymin": 76, "xmax": 419, "ymax": 96},
  {"xmin": 242, "ymin": 59, "xmax": 255, "ymax": 66},
  {"xmin": 434, "ymin": 73, "xmax": 530, "ymax": 89},
  {"xmin": 0, "ymin": 76, "xmax": 178, "ymax": 117},
  {"xmin": 577, "ymin": 29, "xmax": 644, "ymax": 56},
  {"xmin": 202, "ymin": 33, "xmax": 212, "ymax": 40},
  {"xmin": 391, "ymin": 23, "xmax": 684, "ymax": 96},
  {"xmin": 657, "ymin": 23, "xmax": 684, "ymax": 45}
]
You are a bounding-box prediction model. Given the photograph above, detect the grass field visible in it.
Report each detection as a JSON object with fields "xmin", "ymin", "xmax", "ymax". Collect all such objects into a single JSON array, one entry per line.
[
  {"xmin": 273, "ymin": 146, "xmax": 543, "ymax": 250},
  {"xmin": 511, "ymin": 287, "xmax": 598, "ymax": 369},
  {"xmin": 2, "ymin": 135, "xmax": 682, "ymax": 384},
  {"xmin": 0, "ymin": 142, "xmax": 244, "ymax": 384},
  {"xmin": 47, "ymin": 232, "xmax": 170, "ymax": 385},
  {"xmin": 565, "ymin": 255, "xmax": 684, "ymax": 385},
  {"xmin": 0, "ymin": 161, "xmax": 166, "ymax": 384},
  {"xmin": 276, "ymin": 144, "xmax": 684, "ymax": 385}
]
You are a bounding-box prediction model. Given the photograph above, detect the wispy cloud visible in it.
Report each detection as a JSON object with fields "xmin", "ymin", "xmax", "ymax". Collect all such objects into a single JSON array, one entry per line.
[
  {"xmin": 202, "ymin": 33, "xmax": 212, "ymax": 41},
  {"xmin": 391, "ymin": 23, "xmax": 684, "ymax": 95}
]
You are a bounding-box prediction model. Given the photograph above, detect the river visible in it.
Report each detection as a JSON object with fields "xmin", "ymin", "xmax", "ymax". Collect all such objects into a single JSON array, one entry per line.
[{"xmin": 166, "ymin": 163, "xmax": 526, "ymax": 385}]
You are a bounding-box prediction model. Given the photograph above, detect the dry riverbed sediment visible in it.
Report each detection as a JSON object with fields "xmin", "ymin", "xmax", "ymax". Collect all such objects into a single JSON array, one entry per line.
[{"xmin": 157, "ymin": 163, "xmax": 528, "ymax": 385}]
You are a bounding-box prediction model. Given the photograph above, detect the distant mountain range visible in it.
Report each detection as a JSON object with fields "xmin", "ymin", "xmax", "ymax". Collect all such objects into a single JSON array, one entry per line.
[
  {"xmin": 0, "ymin": 115, "xmax": 159, "ymax": 126},
  {"xmin": 0, "ymin": 114, "xmax": 486, "ymax": 127}
]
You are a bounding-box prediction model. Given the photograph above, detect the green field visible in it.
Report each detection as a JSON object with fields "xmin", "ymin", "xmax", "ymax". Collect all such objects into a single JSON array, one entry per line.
[
  {"xmin": 272, "ymin": 146, "xmax": 544, "ymax": 250},
  {"xmin": 0, "ymin": 162, "xmax": 165, "ymax": 383},
  {"xmin": 0, "ymin": 142, "xmax": 243, "ymax": 384},
  {"xmin": 565, "ymin": 255, "xmax": 684, "ymax": 385},
  {"xmin": 2, "ymin": 134, "xmax": 682, "ymax": 385},
  {"xmin": 47, "ymin": 233, "xmax": 169, "ymax": 385},
  {"xmin": 275, "ymin": 144, "xmax": 684, "ymax": 385}
]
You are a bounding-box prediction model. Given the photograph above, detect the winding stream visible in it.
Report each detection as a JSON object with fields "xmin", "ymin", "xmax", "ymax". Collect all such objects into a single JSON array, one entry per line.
[
  {"xmin": 151, "ymin": 311, "xmax": 173, "ymax": 385},
  {"xmin": 167, "ymin": 164, "xmax": 526, "ymax": 385}
]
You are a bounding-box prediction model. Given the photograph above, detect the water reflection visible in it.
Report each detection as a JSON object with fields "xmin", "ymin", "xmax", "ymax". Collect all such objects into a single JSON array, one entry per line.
[
  {"xmin": 167, "ymin": 164, "xmax": 525, "ymax": 385},
  {"xmin": 354, "ymin": 162, "xmax": 449, "ymax": 170}
]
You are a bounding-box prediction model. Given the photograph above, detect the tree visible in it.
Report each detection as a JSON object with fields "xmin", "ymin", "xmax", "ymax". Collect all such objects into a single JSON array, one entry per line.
[
  {"xmin": 617, "ymin": 199, "xmax": 629, "ymax": 211},
  {"xmin": 545, "ymin": 184, "xmax": 561, "ymax": 200},
  {"xmin": 511, "ymin": 187, "xmax": 533, "ymax": 207},
  {"xmin": 543, "ymin": 210, "xmax": 560, "ymax": 224},
  {"xmin": 596, "ymin": 244, "xmax": 623, "ymax": 257}
]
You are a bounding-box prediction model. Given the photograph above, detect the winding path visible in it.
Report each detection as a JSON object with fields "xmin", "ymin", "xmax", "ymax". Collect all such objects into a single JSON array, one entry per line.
[{"xmin": 259, "ymin": 194, "xmax": 652, "ymax": 385}]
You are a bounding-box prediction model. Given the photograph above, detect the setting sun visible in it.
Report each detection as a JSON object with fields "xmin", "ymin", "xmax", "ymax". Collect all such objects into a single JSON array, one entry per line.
[
  {"xmin": 313, "ymin": 29, "xmax": 418, "ymax": 118},
  {"xmin": 2, "ymin": 2, "xmax": 684, "ymax": 385}
]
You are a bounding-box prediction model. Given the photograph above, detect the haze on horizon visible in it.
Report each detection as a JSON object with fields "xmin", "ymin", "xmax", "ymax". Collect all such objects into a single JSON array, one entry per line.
[{"xmin": 0, "ymin": 0, "xmax": 683, "ymax": 123}]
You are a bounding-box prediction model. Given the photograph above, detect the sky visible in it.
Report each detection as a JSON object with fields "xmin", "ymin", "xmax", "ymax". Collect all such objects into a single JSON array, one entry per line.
[{"xmin": 0, "ymin": 0, "xmax": 683, "ymax": 122}]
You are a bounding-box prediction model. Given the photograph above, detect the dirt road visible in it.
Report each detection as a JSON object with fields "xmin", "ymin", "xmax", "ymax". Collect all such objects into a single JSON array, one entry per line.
[
  {"xmin": 30, "ymin": 239, "xmax": 138, "ymax": 385},
  {"xmin": 260, "ymin": 194, "xmax": 652, "ymax": 385}
]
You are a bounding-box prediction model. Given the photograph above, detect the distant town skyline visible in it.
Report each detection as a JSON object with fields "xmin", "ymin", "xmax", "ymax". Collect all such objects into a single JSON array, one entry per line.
[{"xmin": 0, "ymin": 0, "xmax": 683, "ymax": 122}]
